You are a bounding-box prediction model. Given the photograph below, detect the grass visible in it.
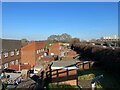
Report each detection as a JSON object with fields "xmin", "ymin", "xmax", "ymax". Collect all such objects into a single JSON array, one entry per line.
[
  {"xmin": 78, "ymin": 73, "xmax": 95, "ymax": 80},
  {"xmin": 78, "ymin": 67, "xmax": 120, "ymax": 89},
  {"xmin": 48, "ymin": 83, "xmax": 78, "ymax": 89}
]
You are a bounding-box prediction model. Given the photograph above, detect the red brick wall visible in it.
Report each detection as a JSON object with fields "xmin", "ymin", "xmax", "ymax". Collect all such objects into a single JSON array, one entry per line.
[
  {"xmin": 2, "ymin": 50, "xmax": 21, "ymax": 64},
  {"xmin": 41, "ymin": 56, "xmax": 54, "ymax": 61},
  {"xmin": 49, "ymin": 43, "xmax": 62, "ymax": 56},
  {"xmin": 20, "ymin": 64, "xmax": 31, "ymax": 70},
  {"xmin": 51, "ymin": 68, "xmax": 77, "ymax": 85},
  {"xmin": 35, "ymin": 41, "xmax": 46, "ymax": 50},
  {"xmin": 1, "ymin": 49, "xmax": 21, "ymax": 69},
  {"xmin": 9, "ymin": 64, "xmax": 19, "ymax": 71},
  {"xmin": 21, "ymin": 41, "xmax": 46, "ymax": 67},
  {"xmin": 9, "ymin": 64, "xmax": 31, "ymax": 71},
  {"xmin": 21, "ymin": 42, "xmax": 36, "ymax": 66}
]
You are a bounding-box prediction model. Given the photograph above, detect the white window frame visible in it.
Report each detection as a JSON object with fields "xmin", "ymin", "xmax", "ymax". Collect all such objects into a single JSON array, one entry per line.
[
  {"xmin": 10, "ymin": 51, "xmax": 14, "ymax": 56},
  {"xmin": 4, "ymin": 52, "xmax": 8, "ymax": 58},
  {"xmin": 0, "ymin": 65, "xmax": 2, "ymax": 69},
  {"xmin": 38, "ymin": 50, "xmax": 41, "ymax": 53},
  {"xmin": 4, "ymin": 63, "xmax": 8, "ymax": 69},
  {"xmin": 41, "ymin": 55, "xmax": 44, "ymax": 58},
  {"xmin": 10, "ymin": 61, "xmax": 14, "ymax": 65},
  {"xmin": 16, "ymin": 50, "xmax": 19, "ymax": 55},
  {"xmin": 15, "ymin": 60, "xmax": 19, "ymax": 65},
  {"xmin": 36, "ymin": 50, "xmax": 39, "ymax": 54},
  {"xmin": 0, "ymin": 54, "xmax": 1, "ymax": 59},
  {"xmin": 41, "ymin": 49, "xmax": 44, "ymax": 52},
  {"xmin": 51, "ymin": 53, "xmax": 54, "ymax": 56},
  {"xmin": 38, "ymin": 56, "xmax": 41, "ymax": 60}
]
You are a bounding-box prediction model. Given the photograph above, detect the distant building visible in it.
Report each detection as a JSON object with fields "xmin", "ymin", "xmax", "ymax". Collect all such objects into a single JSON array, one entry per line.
[
  {"xmin": 101, "ymin": 35, "xmax": 119, "ymax": 41},
  {"xmin": 48, "ymin": 43, "xmax": 63, "ymax": 56},
  {"xmin": 48, "ymin": 42, "xmax": 69, "ymax": 56}
]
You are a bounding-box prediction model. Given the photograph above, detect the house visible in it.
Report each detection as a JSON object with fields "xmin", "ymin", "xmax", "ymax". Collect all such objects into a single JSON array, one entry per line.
[
  {"xmin": 48, "ymin": 42, "xmax": 77, "ymax": 60},
  {"xmin": 0, "ymin": 39, "xmax": 54, "ymax": 71},
  {"xmin": 51, "ymin": 59, "xmax": 78, "ymax": 85},
  {"xmin": 48, "ymin": 43, "xmax": 63, "ymax": 56},
  {"xmin": 0, "ymin": 39, "xmax": 22, "ymax": 69},
  {"xmin": 21, "ymin": 41, "xmax": 47, "ymax": 69}
]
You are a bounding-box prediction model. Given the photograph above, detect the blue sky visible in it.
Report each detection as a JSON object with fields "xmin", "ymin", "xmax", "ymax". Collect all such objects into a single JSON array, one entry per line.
[{"xmin": 2, "ymin": 2, "xmax": 118, "ymax": 40}]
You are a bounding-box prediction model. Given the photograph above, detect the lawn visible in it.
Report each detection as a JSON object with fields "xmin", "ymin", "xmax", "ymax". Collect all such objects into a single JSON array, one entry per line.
[
  {"xmin": 78, "ymin": 67, "xmax": 120, "ymax": 89},
  {"xmin": 46, "ymin": 83, "xmax": 79, "ymax": 90}
]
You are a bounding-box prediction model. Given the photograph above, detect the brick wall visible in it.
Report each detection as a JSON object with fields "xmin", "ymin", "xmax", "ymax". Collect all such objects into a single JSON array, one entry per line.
[
  {"xmin": 1, "ymin": 49, "xmax": 21, "ymax": 69},
  {"xmin": 51, "ymin": 68, "xmax": 77, "ymax": 85},
  {"xmin": 9, "ymin": 64, "xmax": 31, "ymax": 71},
  {"xmin": 21, "ymin": 42, "xmax": 36, "ymax": 66},
  {"xmin": 49, "ymin": 43, "xmax": 62, "ymax": 56},
  {"xmin": 21, "ymin": 41, "xmax": 46, "ymax": 67}
]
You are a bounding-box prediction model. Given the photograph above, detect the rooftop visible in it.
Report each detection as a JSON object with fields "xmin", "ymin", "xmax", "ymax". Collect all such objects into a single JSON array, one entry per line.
[
  {"xmin": 51, "ymin": 59, "xmax": 78, "ymax": 69},
  {"xmin": 1, "ymin": 39, "xmax": 22, "ymax": 52}
]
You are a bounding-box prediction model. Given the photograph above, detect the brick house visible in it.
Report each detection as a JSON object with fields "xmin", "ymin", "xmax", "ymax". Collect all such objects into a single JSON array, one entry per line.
[
  {"xmin": 48, "ymin": 43, "xmax": 62, "ymax": 56},
  {"xmin": 0, "ymin": 39, "xmax": 53, "ymax": 71},
  {"xmin": 21, "ymin": 41, "xmax": 47, "ymax": 69},
  {"xmin": 48, "ymin": 43, "xmax": 70, "ymax": 56},
  {"xmin": 0, "ymin": 39, "xmax": 22, "ymax": 69}
]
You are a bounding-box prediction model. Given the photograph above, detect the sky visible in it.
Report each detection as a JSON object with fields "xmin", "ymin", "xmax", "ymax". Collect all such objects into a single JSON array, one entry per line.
[{"xmin": 2, "ymin": 2, "xmax": 118, "ymax": 40}]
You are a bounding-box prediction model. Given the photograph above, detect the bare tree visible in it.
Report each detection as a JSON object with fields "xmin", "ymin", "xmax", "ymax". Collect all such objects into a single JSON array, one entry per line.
[
  {"xmin": 70, "ymin": 38, "xmax": 80, "ymax": 45},
  {"xmin": 47, "ymin": 33, "xmax": 72, "ymax": 43},
  {"xmin": 21, "ymin": 38, "xmax": 29, "ymax": 46}
]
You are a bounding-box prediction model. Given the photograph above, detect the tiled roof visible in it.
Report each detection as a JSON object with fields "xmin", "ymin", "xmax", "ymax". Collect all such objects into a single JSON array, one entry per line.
[
  {"xmin": 1, "ymin": 39, "xmax": 22, "ymax": 52},
  {"xmin": 51, "ymin": 59, "xmax": 78, "ymax": 69}
]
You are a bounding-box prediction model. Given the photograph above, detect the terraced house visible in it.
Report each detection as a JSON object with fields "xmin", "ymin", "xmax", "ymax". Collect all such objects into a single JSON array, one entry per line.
[
  {"xmin": 0, "ymin": 39, "xmax": 49, "ymax": 71},
  {"xmin": 0, "ymin": 39, "xmax": 22, "ymax": 69},
  {"xmin": 21, "ymin": 41, "xmax": 47, "ymax": 69}
]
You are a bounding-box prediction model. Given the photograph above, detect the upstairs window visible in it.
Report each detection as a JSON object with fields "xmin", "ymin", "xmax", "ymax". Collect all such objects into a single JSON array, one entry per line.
[
  {"xmin": 38, "ymin": 50, "xmax": 41, "ymax": 53},
  {"xmin": 0, "ymin": 54, "xmax": 1, "ymax": 59},
  {"xmin": 15, "ymin": 60, "xmax": 19, "ymax": 65},
  {"xmin": 41, "ymin": 49, "xmax": 44, "ymax": 52},
  {"xmin": 4, "ymin": 63, "xmax": 8, "ymax": 69},
  {"xmin": 10, "ymin": 51, "xmax": 14, "ymax": 56},
  {"xmin": 36, "ymin": 50, "xmax": 39, "ymax": 54},
  {"xmin": 16, "ymin": 50, "xmax": 19, "ymax": 55},
  {"xmin": 4, "ymin": 52, "xmax": 8, "ymax": 58},
  {"xmin": 10, "ymin": 61, "xmax": 14, "ymax": 65}
]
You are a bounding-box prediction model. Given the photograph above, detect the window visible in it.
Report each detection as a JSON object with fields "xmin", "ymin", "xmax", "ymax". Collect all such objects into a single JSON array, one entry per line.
[
  {"xmin": 41, "ymin": 49, "xmax": 43, "ymax": 51},
  {"xmin": 15, "ymin": 60, "xmax": 19, "ymax": 65},
  {"xmin": 44, "ymin": 53, "xmax": 47, "ymax": 56},
  {"xmin": 10, "ymin": 51, "xmax": 14, "ymax": 56},
  {"xmin": 38, "ymin": 50, "xmax": 41, "ymax": 53},
  {"xmin": 59, "ymin": 46, "xmax": 61, "ymax": 50},
  {"xmin": 0, "ymin": 54, "xmax": 1, "ymax": 59},
  {"xmin": 16, "ymin": 50, "xmax": 19, "ymax": 55},
  {"xmin": 0, "ymin": 65, "xmax": 2, "ymax": 69},
  {"xmin": 4, "ymin": 52, "xmax": 8, "ymax": 58},
  {"xmin": 36, "ymin": 50, "xmax": 39, "ymax": 54},
  {"xmin": 38, "ymin": 56, "xmax": 41, "ymax": 60},
  {"xmin": 41, "ymin": 55, "xmax": 44, "ymax": 58},
  {"xmin": 51, "ymin": 53, "xmax": 54, "ymax": 56},
  {"xmin": 10, "ymin": 61, "xmax": 14, "ymax": 65},
  {"xmin": 4, "ymin": 63, "xmax": 8, "ymax": 68},
  {"xmin": 42, "ymin": 49, "xmax": 44, "ymax": 51}
]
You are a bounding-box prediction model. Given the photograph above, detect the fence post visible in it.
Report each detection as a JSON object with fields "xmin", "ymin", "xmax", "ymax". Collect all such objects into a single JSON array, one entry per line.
[{"xmin": 49, "ymin": 62, "xmax": 53, "ymax": 82}]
